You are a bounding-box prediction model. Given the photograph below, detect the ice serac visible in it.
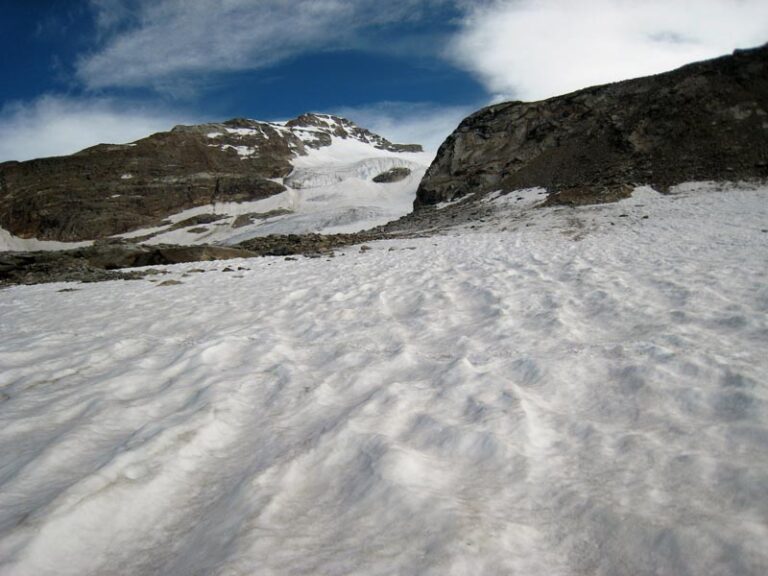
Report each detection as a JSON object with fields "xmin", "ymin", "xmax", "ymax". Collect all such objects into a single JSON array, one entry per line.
[
  {"xmin": 285, "ymin": 158, "xmax": 420, "ymax": 189},
  {"xmin": 415, "ymin": 43, "xmax": 768, "ymax": 208},
  {"xmin": 0, "ymin": 113, "xmax": 422, "ymax": 242}
]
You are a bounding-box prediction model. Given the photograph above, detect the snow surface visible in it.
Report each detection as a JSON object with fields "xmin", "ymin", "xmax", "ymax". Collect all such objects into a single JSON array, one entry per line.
[
  {"xmin": 1, "ymin": 185, "xmax": 767, "ymax": 575},
  {"xmin": 284, "ymin": 157, "xmax": 422, "ymax": 189},
  {"xmin": 291, "ymin": 135, "xmax": 432, "ymax": 169},
  {"xmin": 135, "ymin": 163, "xmax": 426, "ymax": 245},
  {"xmin": 221, "ymin": 144, "xmax": 257, "ymax": 158},
  {"xmin": 0, "ymin": 226, "xmax": 92, "ymax": 252},
  {"xmin": 225, "ymin": 128, "xmax": 258, "ymax": 136}
]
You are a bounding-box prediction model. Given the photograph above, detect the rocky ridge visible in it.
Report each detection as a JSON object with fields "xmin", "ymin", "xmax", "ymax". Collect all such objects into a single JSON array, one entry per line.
[
  {"xmin": 0, "ymin": 231, "xmax": 413, "ymax": 286},
  {"xmin": 0, "ymin": 113, "xmax": 422, "ymax": 242},
  {"xmin": 416, "ymin": 44, "xmax": 768, "ymax": 208}
]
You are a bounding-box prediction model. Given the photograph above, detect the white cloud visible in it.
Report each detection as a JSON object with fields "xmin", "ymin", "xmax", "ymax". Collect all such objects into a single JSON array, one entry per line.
[
  {"xmin": 0, "ymin": 96, "xmax": 196, "ymax": 162},
  {"xmin": 16, "ymin": 1, "xmax": 765, "ymax": 163},
  {"xmin": 449, "ymin": 0, "xmax": 768, "ymax": 101},
  {"xmin": 89, "ymin": 0, "xmax": 140, "ymax": 31},
  {"xmin": 79, "ymin": 0, "xmax": 450, "ymax": 90},
  {"xmin": 332, "ymin": 101, "xmax": 475, "ymax": 154}
]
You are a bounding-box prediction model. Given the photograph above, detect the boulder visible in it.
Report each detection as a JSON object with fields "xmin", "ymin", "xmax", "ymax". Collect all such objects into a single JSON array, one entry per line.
[{"xmin": 373, "ymin": 167, "xmax": 412, "ymax": 183}]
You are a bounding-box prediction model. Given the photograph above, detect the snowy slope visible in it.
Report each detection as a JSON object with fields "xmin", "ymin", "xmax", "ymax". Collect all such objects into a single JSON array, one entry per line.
[
  {"xmin": 135, "ymin": 134, "xmax": 432, "ymax": 245},
  {"xmin": 0, "ymin": 227, "xmax": 93, "ymax": 252},
  {"xmin": 133, "ymin": 159, "xmax": 429, "ymax": 244},
  {"xmin": 0, "ymin": 115, "xmax": 431, "ymax": 251},
  {"xmin": 1, "ymin": 184, "xmax": 767, "ymax": 575}
]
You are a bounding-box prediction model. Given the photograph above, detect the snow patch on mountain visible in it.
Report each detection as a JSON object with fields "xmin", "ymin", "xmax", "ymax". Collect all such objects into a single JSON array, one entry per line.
[
  {"xmin": 221, "ymin": 144, "xmax": 257, "ymax": 158},
  {"xmin": 224, "ymin": 127, "xmax": 258, "ymax": 136},
  {"xmin": 0, "ymin": 226, "xmax": 93, "ymax": 252},
  {"xmin": 292, "ymin": 133, "xmax": 432, "ymax": 168},
  {"xmin": 122, "ymin": 122, "xmax": 432, "ymax": 244},
  {"xmin": 285, "ymin": 157, "xmax": 422, "ymax": 189},
  {"xmin": 137, "ymin": 164, "xmax": 426, "ymax": 245}
]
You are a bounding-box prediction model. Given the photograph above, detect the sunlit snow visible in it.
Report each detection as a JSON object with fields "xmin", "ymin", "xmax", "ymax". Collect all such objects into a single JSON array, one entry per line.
[
  {"xmin": 221, "ymin": 144, "xmax": 257, "ymax": 158},
  {"xmin": 0, "ymin": 227, "xmax": 93, "ymax": 252},
  {"xmin": 1, "ymin": 184, "xmax": 766, "ymax": 575},
  {"xmin": 224, "ymin": 128, "xmax": 258, "ymax": 136}
]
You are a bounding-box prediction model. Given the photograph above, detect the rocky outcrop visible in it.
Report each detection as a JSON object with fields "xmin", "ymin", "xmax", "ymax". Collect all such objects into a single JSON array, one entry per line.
[
  {"xmin": 0, "ymin": 244, "xmax": 260, "ymax": 285},
  {"xmin": 373, "ymin": 167, "xmax": 412, "ymax": 183},
  {"xmin": 0, "ymin": 113, "xmax": 422, "ymax": 242},
  {"xmin": 0, "ymin": 230, "xmax": 400, "ymax": 286},
  {"xmin": 416, "ymin": 44, "xmax": 768, "ymax": 207}
]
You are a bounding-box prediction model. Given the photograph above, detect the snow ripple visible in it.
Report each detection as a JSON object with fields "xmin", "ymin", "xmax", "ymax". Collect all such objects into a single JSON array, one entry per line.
[{"xmin": 0, "ymin": 187, "xmax": 767, "ymax": 575}]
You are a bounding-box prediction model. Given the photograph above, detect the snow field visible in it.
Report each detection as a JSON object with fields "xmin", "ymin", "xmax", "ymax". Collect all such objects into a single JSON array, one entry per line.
[
  {"xmin": 0, "ymin": 227, "xmax": 92, "ymax": 253},
  {"xmin": 133, "ymin": 145, "xmax": 430, "ymax": 244},
  {"xmin": 284, "ymin": 157, "xmax": 422, "ymax": 189},
  {"xmin": 0, "ymin": 185, "xmax": 767, "ymax": 575},
  {"xmin": 128, "ymin": 162, "xmax": 427, "ymax": 246},
  {"xmin": 122, "ymin": 136, "xmax": 431, "ymax": 245}
]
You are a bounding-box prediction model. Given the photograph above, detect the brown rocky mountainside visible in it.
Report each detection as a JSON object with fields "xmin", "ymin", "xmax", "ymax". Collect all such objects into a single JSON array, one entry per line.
[
  {"xmin": 0, "ymin": 113, "xmax": 421, "ymax": 242},
  {"xmin": 416, "ymin": 44, "xmax": 768, "ymax": 208}
]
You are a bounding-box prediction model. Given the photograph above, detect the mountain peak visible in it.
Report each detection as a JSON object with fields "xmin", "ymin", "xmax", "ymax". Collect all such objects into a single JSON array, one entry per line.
[
  {"xmin": 0, "ymin": 111, "xmax": 426, "ymax": 242},
  {"xmin": 171, "ymin": 113, "xmax": 423, "ymax": 156}
]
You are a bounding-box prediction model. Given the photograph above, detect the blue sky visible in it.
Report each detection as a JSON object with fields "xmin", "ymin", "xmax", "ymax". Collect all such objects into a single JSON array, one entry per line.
[{"xmin": 1, "ymin": 0, "xmax": 767, "ymax": 162}]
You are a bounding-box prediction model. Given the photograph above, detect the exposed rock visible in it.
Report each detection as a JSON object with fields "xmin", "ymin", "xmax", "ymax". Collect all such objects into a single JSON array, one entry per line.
[
  {"xmin": 0, "ymin": 229, "xmax": 428, "ymax": 286},
  {"xmin": 129, "ymin": 246, "xmax": 258, "ymax": 267},
  {"xmin": 543, "ymin": 184, "xmax": 635, "ymax": 207},
  {"xmin": 0, "ymin": 244, "xmax": 259, "ymax": 286},
  {"xmin": 231, "ymin": 209, "xmax": 294, "ymax": 228},
  {"xmin": 0, "ymin": 113, "xmax": 421, "ymax": 242},
  {"xmin": 416, "ymin": 44, "xmax": 768, "ymax": 208},
  {"xmin": 0, "ymin": 135, "xmax": 286, "ymax": 241},
  {"xmin": 231, "ymin": 214, "xmax": 252, "ymax": 229},
  {"xmin": 372, "ymin": 167, "xmax": 412, "ymax": 183},
  {"xmin": 168, "ymin": 213, "xmax": 226, "ymax": 231},
  {"xmin": 237, "ymin": 232, "xmax": 383, "ymax": 257}
]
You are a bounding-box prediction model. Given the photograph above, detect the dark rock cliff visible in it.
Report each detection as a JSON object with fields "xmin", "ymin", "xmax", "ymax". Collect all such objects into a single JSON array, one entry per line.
[{"xmin": 416, "ymin": 44, "xmax": 768, "ymax": 208}]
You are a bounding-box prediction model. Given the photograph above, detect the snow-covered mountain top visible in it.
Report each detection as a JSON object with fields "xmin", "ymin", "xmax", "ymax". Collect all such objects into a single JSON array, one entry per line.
[
  {"xmin": 175, "ymin": 112, "xmax": 426, "ymax": 164},
  {"xmin": 285, "ymin": 112, "xmax": 424, "ymax": 155}
]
